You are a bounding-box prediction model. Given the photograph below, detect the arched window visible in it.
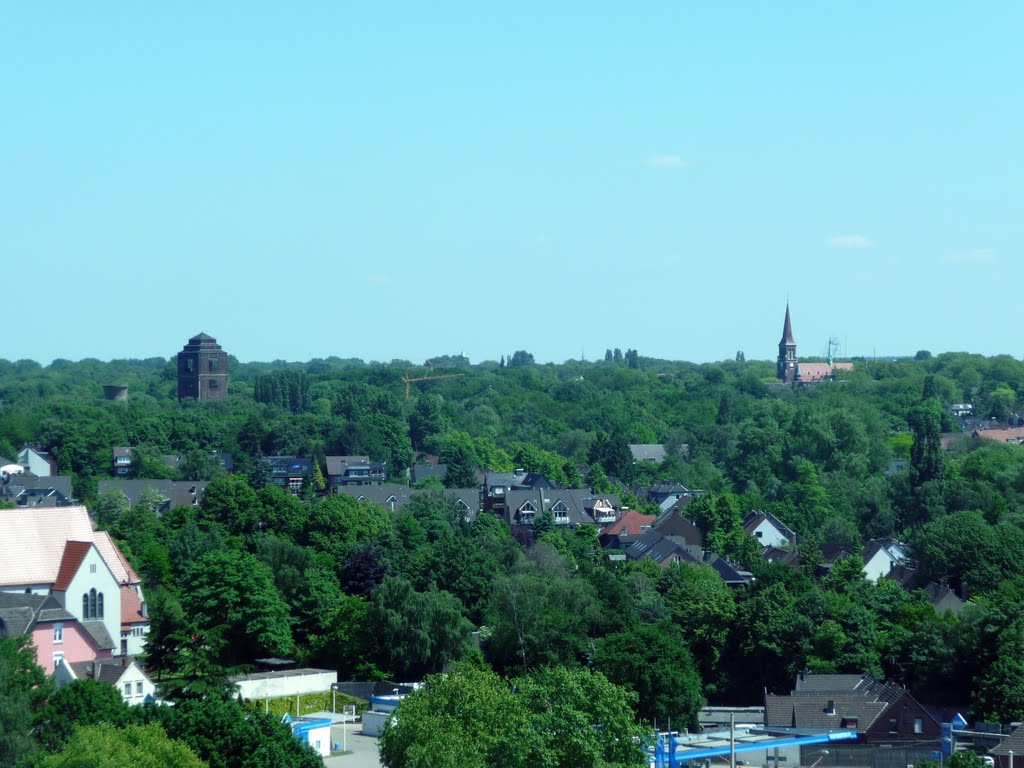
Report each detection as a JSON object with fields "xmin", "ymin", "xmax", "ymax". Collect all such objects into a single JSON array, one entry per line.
[
  {"xmin": 88, "ymin": 589, "xmax": 97, "ymax": 619},
  {"xmin": 82, "ymin": 593, "xmax": 89, "ymax": 618},
  {"xmin": 97, "ymin": 592, "xmax": 104, "ymax": 619}
]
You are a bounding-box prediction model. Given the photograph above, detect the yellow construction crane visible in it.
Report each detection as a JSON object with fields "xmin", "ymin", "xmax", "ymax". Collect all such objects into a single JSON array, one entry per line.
[{"xmin": 402, "ymin": 373, "xmax": 465, "ymax": 399}]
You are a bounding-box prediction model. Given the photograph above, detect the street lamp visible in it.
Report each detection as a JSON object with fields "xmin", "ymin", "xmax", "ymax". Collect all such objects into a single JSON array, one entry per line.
[{"xmin": 806, "ymin": 749, "xmax": 830, "ymax": 768}]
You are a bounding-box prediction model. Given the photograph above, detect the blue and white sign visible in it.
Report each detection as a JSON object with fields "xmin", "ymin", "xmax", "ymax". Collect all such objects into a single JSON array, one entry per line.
[{"xmin": 952, "ymin": 713, "xmax": 968, "ymax": 731}]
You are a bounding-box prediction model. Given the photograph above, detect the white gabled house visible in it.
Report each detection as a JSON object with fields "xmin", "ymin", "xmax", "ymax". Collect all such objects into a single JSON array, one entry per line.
[{"xmin": 54, "ymin": 657, "xmax": 156, "ymax": 705}]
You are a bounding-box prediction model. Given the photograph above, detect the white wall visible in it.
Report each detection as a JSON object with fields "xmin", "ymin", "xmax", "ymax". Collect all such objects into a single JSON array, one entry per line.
[
  {"xmin": 60, "ymin": 545, "xmax": 121, "ymax": 652},
  {"xmin": 234, "ymin": 669, "xmax": 337, "ymax": 700}
]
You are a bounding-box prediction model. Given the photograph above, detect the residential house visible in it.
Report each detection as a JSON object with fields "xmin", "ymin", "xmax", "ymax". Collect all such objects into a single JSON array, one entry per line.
[
  {"xmin": 765, "ymin": 673, "xmax": 940, "ymax": 747},
  {"xmin": 973, "ymin": 426, "xmax": 1024, "ymax": 445},
  {"xmin": 644, "ymin": 482, "xmax": 702, "ymax": 512},
  {"xmin": 599, "ymin": 509, "xmax": 655, "ymax": 559},
  {"xmin": 326, "ymin": 455, "xmax": 387, "ymax": 489},
  {"xmin": 862, "ymin": 539, "xmax": 909, "ymax": 583},
  {"xmin": 1, "ymin": 473, "xmax": 73, "ymax": 507},
  {"xmin": 503, "ymin": 488, "xmax": 621, "ymax": 528},
  {"xmin": 97, "ymin": 479, "xmax": 208, "ymax": 512},
  {"xmin": 987, "ymin": 723, "xmax": 1024, "ymax": 768},
  {"xmin": 17, "ymin": 446, "xmax": 58, "ymax": 477},
  {"xmin": 886, "ymin": 564, "xmax": 969, "ymax": 614},
  {"xmin": 0, "ymin": 592, "xmax": 111, "ymax": 674},
  {"xmin": 629, "ymin": 444, "xmax": 667, "ymax": 463},
  {"xmin": 113, "ymin": 447, "xmax": 133, "ymax": 476},
  {"xmin": 268, "ymin": 456, "xmax": 313, "ymax": 494},
  {"xmin": 335, "ymin": 483, "xmax": 413, "ymax": 512},
  {"xmin": 434, "ymin": 488, "xmax": 480, "ymax": 521},
  {"xmin": 54, "ymin": 657, "xmax": 155, "ymax": 705},
  {"xmin": 743, "ymin": 511, "xmax": 797, "ymax": 549},
  {"xmin": 651, "ymin": 507, "xmax": 705, "ymax": 549},
  {"xmin": 625, "ymin": 531, "xmax": 702, "ymax": 567},
  {"xmin": 0, "ymin": 506, "xmax": 149, "ymax": 661},
  {"xmin": 410, "ymin": 462, "xmax": 448, "ymax": 486}
]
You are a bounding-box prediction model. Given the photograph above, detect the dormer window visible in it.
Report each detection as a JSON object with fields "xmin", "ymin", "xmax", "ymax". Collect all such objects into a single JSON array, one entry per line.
[{"xmin": 826, "ymin": 700, "xmax": 835, "ymax": 715}]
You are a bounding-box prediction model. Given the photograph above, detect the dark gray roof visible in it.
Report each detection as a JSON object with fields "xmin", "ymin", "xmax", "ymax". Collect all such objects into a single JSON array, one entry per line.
[
  {"xmin": 0, "ymin": 592, "xmax": 46, "ymax": 636},
  {"xmin": 411, "ymin": 463, "xmax": 448, "ymax": 484},
  {"xmin": 766, "ymin": 674, "xmax": 919, "ymax": 731},
  {"xmin": 424, "ymin": 488, "xmax": 479, "ymax": 519},
  {"xmin": 334, "ymin": 484, "xmax": 412, "ymax": 510},
  {"xmin": 1, "ymin": 474, "xmax": 74, "ymax": 505},
  {"xmin": 80, "ymin": 620, "xmax": 115, "ymax": 651},
  {"xmin": 96, "ymin": 479, "xmax": 207, "ymax": 511},
  {"xmin": 989, "ymin": 726, "xmax": 1024, "ymax": 756},
  {"xmin": 652, "ymin": 508, "xmax": 704, "ymax": 547},
  {"xmin": 0, "ymin": 593, "xmax": 76, "ymax": 637},
  {"xmin": 268, "ymin": 456, "xmax": 313, "ymax": 475},
  {"xmin": 625, "ymin": 531, "xmax": 702, "ymax": 566},
  {"xmin": 504, "ymin": 488, "xmax": 621, "ymax": 527},
  {"xmin": 69, "ymin": 659, "xmax": 131, "ymax": 685}
]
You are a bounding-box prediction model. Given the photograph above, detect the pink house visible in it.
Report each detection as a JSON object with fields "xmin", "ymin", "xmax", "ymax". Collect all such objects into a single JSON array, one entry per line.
[{"xmin": 0, "ymin": 592, "xmax": 113, "ymax": 673}]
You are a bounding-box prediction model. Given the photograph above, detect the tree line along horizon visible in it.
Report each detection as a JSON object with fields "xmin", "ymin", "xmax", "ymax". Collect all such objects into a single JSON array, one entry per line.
[{"xmin": 5, "ymin": 348, "xmax": 1024, "ymax": 765}]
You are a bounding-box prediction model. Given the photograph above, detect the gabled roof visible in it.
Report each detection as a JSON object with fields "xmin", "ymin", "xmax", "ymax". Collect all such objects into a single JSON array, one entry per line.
[
  {"xmin": 625, "ymin": 531, "xmax": 702, "ymax": 566},
  {"xmin": 652, "ymin": 508, "xmax": 704, "ymax": 548},
  {"xmin": 335, "ymin": 484, "xmax": 412, "ymax": 509},
  {"xmin": 600, "ymin": 509, "xmax": 656, "ymax": 539},
  {"xmin": 96, "ymin": 479, "xmax": 208, "ymax": 512},
  {"xmin": 52, "ymin": 541, "xmax": 95, "ymax": 591},
  {"xmin": 743, "ymin": 510, "xmax": 797, "ymax": 542},
  {"xmin": 0, "ymin": 506, "xmax": 97, "ymax": 587},
  {"xmin": 765, "ymin": 673, "xmax": 923, "ymax": 731},
  {"xmin": 93, "ymin": 531, "xmax": 142, "ymax": 585},
  {"xmin": 0, "ymin": 592, "xmax": 48, "ymax": 636},
  {"xmin": 629, "ymin": 444, "xmax": 667, "ymax": 463},
  {"xmin": 68, "ymin": 659, "xmax": 142, "ymax": 685},
  {"xmin": 120, "ymin": 586, "xmax": 146, "ymax": 627}
]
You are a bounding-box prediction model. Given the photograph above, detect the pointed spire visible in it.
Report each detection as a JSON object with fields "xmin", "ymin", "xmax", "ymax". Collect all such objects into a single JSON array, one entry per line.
[{"xmin": 781, "ymin": 303, "xmax": 795, "ymax": 345}]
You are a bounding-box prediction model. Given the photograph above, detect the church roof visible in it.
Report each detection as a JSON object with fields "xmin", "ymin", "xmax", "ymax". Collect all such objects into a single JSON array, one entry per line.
[{"xmin": 781, "ymin": 304, "xmax": 795, "ymax": 345}]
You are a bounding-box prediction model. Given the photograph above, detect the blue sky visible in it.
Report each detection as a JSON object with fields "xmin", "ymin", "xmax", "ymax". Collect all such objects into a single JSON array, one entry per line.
[{"xmin": 2, "ymin": 3, "xmax": 1021, "ymax": 365}]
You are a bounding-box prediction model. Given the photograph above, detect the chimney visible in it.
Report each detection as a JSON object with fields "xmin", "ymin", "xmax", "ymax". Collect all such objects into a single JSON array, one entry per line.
[{"xmin": 92, "ymin": 660, "xmax": 100, "ymax": 679}]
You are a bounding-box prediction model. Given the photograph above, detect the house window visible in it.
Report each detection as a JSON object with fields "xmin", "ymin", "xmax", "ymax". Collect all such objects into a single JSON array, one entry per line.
[
  {"xmin": 914, "ymin": 718, "xmax": 923, "ymax": 734},
  {"xmin": 133, "ymin": 626, "xmax": 146, "ymax": 637},
  {"xmin": 756, "ymin": 531, "xmax": 763, "ymax": 538},
  {"xmin": 209, "ymin": 379, "xmax": 219, "ymax": 389},
  {"xmin": 826, "ymin": 700, "xmax": 835, "ymax": 715},
  {"xmin": 53, "ymin": 651, "xmax": 64, "ymax": 668},
  {"xmin": 842, "ymin": 717, "xmax": 858, "ymax": 729},
  {"xmin": 136, "ymin": 681, "xmax": 144, "ymax": 696},
  {"xmin": 208, "ymin": 359, "xmax": 218, "ymax": 371},
  {"xmin": 89, "ymin": 564, "xmax": 97, "ymax": 573},
  {"xmin": 186, "ymin": 358, "xmax": 194, "ymax": 372},
  {"xmin": 124, "ymin": 682, "xmax": 132, "ymax": 697},
  {"xmin": 83, "ymin": 592, "xmax": 90, "ymax": 618},
  {"xmin": 97, "ymin": 592, "xmax": 104, "ymax": 619},
  {"xmin": 889, "ymin": 718, "xmax": 898, "ymax": 733},
  {"xmin": 53, "ymin": 624, "xmax": 63, "ymax": 644}
]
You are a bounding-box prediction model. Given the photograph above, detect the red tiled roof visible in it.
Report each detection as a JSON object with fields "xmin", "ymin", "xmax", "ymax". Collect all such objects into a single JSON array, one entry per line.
[
  {"xmin": 975, "ymin": 427, "xmax": 1024, "ymax": 444},
  {"xmin": 120, "ymin": 585, "xmax": 145, "ymax": 628},
  {"xmin": 600, "ymin": 509, "xmax": 655, "ymax": 538},
  {"xmin": 52, "ymin": 541, "xmax": 93, "ymax": 591}
]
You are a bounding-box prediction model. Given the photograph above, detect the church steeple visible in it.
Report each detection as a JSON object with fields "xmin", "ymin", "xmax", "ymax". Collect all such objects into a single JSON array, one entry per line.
[{"xmin": 777, "ymin": 303, "xmax": 798, "ymax": 383}]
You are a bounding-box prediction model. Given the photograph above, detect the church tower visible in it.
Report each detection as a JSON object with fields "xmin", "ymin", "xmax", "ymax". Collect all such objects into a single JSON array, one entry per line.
[{"xmin": 777, "ymin": 304, "xmax": 798, "ymax": 383}]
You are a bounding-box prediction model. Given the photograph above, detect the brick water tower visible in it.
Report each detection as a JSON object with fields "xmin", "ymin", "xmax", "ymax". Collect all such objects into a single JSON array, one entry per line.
[{"xmin": 177, "ymin": 332, "xmax": 229, "ymax": 401}]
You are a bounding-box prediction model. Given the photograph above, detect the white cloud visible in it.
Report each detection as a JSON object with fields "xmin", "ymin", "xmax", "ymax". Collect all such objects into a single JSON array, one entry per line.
[
  {"xmin": 645, "ymin": 154, "xmax": 688, "ymax": 169},
  {"xmin": 946, "ymin": 248, "xmax": 995, "ymax": 264},
  {"xmin": 826, "ymin": 234, "xmax": 873, "ymax": 249}
]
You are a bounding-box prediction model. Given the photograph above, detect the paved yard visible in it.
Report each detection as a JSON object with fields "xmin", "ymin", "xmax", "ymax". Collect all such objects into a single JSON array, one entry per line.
[{"xmin": 322, "ymin": 727, "xmax": 382, "ymax": 768}]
